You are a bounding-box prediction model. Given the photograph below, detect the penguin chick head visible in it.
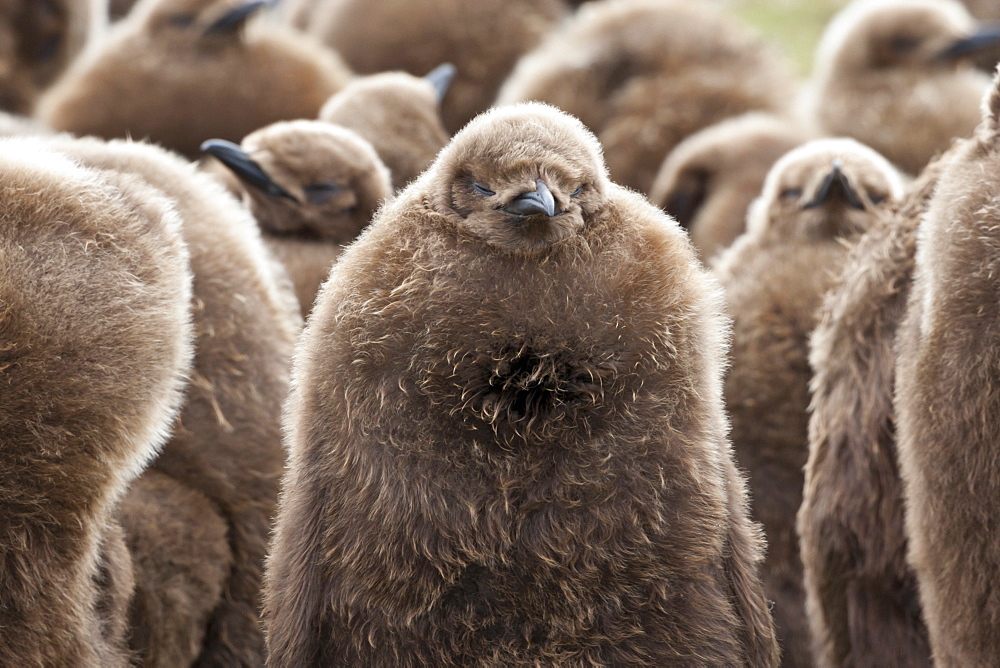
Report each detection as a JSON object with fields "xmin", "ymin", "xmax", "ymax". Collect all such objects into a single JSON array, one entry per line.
[
  {"xmin": 818, "ymin": 0, "xmax": 1000, "ymax": 76},
  {"xmin": 747, "ymin": 138, "xmax": 904, "ymax": 242},
  {"xmin": 202, "ymin": 120, "xmax": 391, "ymax": 243},
  {"xmin": 134, "ymin": 0, "xmax": 269, "ymax": 39},
  {"xmin": 426, "ymin": 102, "xmax": 609, "ymax": 253}
]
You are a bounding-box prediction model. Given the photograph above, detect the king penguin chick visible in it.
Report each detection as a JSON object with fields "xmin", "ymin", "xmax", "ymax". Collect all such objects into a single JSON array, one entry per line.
[
  {"xmin": 47, "ymin": 134, "xmax": 301, "ymax": 666},
  {"xmin": 713, "ymin": 138, "xmax": 904, "ymax": 668},
  {"xmin": 0, "ymin": 140, "xmax": 193, "ymax": 666},
  {"xmin": 649, "ymin": 112, "xmax": 810, "ymax": 263},
  {"xmin": 497, "ymin": 0, "xmax": 797, "ymax": 195},
  {"xmin": 305, "ymin": 0, "xmax": 567, "ymax": 134},
  {"xmin": 202, "ymin": 119, "xmax": 392, "ymax": 316},
  {"xmin": 319, "ymin": 64, "xmax": 454, "ymax": 191},
  {"xmin": 894, "ymin": 71, "xmax": 1000, "ymax": 666},
  {"xmin": 262, "ymin": 102, "xmax": 779, "ymax": 667},
  {"xmin": 807, "ymin": 0, "xmax": 1000, "ymax": 175},
  {"xmin": 37, "ymin": 0, "xmax": 351, "ymax": 159},
  {"xmin": 798, "ymin": 148, "xmax": 953, "ymax": 668}
]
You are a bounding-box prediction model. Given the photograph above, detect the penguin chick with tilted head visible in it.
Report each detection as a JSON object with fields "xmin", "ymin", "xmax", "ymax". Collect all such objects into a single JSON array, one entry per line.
[
  {"xmin": 305, "ymin": 0, "xmax": 567, "ymax": 134},
  {"xmin": 649, "ymin": 112, "xmax": 810, "ymax": 262},
  {"xmin": 713, "ymin": 138, "xmax": 904, "ymax": 667},
  {"xmin": 798, "ymin": 148, "xmax": 952, "ymax": 668},
  {"xmin": 202, "ymin": 120, "xmax": 392, "ymax": 316},
  {"xmin": 37, "ymin": 0, "xmax": 351, "ymax": 159},
  {"xmin": 47, "ymin": 135, "xmax": 301, "ymax": 666},
  {"xmin": 319, "ymin": 64, "xmax": 454, "ymax": 191},
  {"xmin": 497, "ymin": 0, "xmax": 797, "ymax": 195},
  {"xmin": 262, "ymin": 102, "xmax": 779, "ymax": 667},
  {"xmin": 0, "ymin": 140, "xmax": 193, "ymax": 666},
  {"xmin": 0, "ymin": 0, "xmax": 105, "ymax": 114},
  {"xmin": 807, "ymin": 0, "xmax": 1000, "ymax": 175},
  {"xmin": 894, "ymin": 69, "xmax": 1000, "ymax": 666}
]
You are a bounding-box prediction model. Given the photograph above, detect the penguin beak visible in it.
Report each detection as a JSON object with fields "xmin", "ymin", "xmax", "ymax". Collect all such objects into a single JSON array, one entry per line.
[
  {"xmin": 200, "ymin": 138, "xmax": 300, "ymax": 202},
  {"xmin": 424, "ymin": 63, "xmax": 457, "ymax": 104},
  {"xmin": 204, "ymin": 0, "xmax": 270, "ymax": 35},
  {"xmin": 502, "ymin": 180, "xmax": 557, "ymax": 218},
  {"xmin": 937, "ymin": 25, "xmax": 1000, "ymax": 61},
  {"xmin": 801, "ymin": 161, "xmax": 865, "ymax": 211}
]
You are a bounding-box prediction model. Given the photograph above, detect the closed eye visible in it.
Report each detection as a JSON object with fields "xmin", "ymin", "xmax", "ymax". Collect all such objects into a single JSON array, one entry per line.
[
  {"xmin": 570, "ymin": 185, "xmax": 585, "ymax": 198},
  {"xmin": 472, "ymin": 183, "xmax": 495, "ymax": 196},
  {"xmin": 869, "ymin": 194, "xmax": 887, "ymax": 205},
  {"xmin": 781, "ymin": 188, "xmax": 803, "ymax": 200}
]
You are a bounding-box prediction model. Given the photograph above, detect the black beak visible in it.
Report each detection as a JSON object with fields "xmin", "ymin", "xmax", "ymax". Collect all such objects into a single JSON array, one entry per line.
[
  {"xmin": 501, "ymin": 180, "xmax": 557, "ymax": 218},
  {"xmin": 938, "ymin": 25, "xmax": 1000, "ymax": 61},
  {"xmin": 200, "ymin": 138, "xmax": 299, "ymax": 202},
  {"xmin": 801, "ymin": 161, "xmax": 865, "ymax": 211},
  {"xmin": 204, "ymin": 0, "xmax": 270, "ymax": 35},
  {"xmin": 424, "ymin": 63, "xmax": 456, "ymax": 104}
]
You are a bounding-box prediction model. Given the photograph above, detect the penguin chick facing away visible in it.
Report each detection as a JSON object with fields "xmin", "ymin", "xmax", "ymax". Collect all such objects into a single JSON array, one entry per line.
[
  {"xmin": 38, "ymin": 0, "xmax": 351, "ymax": 159},
  {"xmin": 713, "ymin": 138, "xmax": 904, "ymax": 668},
  {"xmin": 798, "ymin": 149, "xmax": 952, "ymax": 668},
  {"xmin": 649, "ymin": 112, "xmax": 810, "ymax": 263},
  {"xmin": 0, "ymin": 140, "xmax": 193, "ymax": 667},
  {"xmin": 307, "ymin": 0, "xmax": 567, "ymax": 134},
  {"xmin": 203, "ymin": 119, "xmax": 393, "ymax": 316},
  {"xmin": 894, "ymin": 72, "xmax": 1000, "ymax": 666},
  {"xmin": 319, "ymin": 64, "xmax": 454, "ymax": 191},
  {"xmin": 262, "ymin": 102, "xmax": 779, "ymax": 667},
  {"xmin": 48, "ymin": 135, "xmax": 302, "ymax": 666},
  {"xmin": 807, "ymin": 0, "xmax": 1000, "ymax": 175},
  {"xmin": 497, "ymin": 0, "xmax": 797, "ymax": 195}
]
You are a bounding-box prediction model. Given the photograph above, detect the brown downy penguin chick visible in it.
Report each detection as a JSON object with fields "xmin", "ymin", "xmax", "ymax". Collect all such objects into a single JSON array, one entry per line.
[
  {"xmin": 47, "ymin": 135, "xmax": 301, "ymax": 666},
  {"xmin": 497, "ymin": 0, "xmax": 797, "ymax": 195},
  {"xmin": 306, "ymin": 0, "xmax": 567, "ymax": 134},
  {"xmin": 807, "ymin": 0, "xmax": 1000, "ymax": 175},
  {"xmin": 37, "ymin": 0, "xmax": 351, "ymax": 159},
  {"xmin": 649, "ymin": 112, "xmax": 810, "ymax": 262},
  {"xmin": 0, "ymin": 141, "xmax": 193, "ymax": 666},
  {"xmin": 202, "ymin": 120, "xmax": 392, "ymax": 316},
  {"xmin": 0, "ymin": 0, "xmax": 105, "ymax": 114},
  {"xmin": 262, "ymin": 102, "xmax": 779, "ymax": 667},
  {"xmin": 319, "ymin": 64, "xmax": 454, "ymax": 191},
  {"xmin": 798, "ymin": 150, "xmax": 952, "ymax": 668},
  {"xmin": 894, "ymin": 72, "xmax": 1000, "ymax": 666},
  {"xmin": 713, "ymin": 138, "xmax": 904, "ymax": 667}
]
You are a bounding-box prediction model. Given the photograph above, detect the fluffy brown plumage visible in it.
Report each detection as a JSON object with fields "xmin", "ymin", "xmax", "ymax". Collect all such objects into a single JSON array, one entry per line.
[
  {"xmin": 319, "ymin": 68, "xmax": 452, "ymax": 191},
  {"xmin": 48, "ymin": 135, "xmax": 301, "ymax": 666},
  {"xmin": 262, "ymin": 102, "xmax": 778, "ymax": 667},
  {"xmin": 798, "ymin": 151, "xmax": 950, "ymax": 668},
  {"xmin": 0, "ymin": 141, "xmax": 193, "ymax": 666},
  {"xmin": 894, "ymin": 71, "xmax": 1000, "ymax": 666},
  {"xmin": 807, "ymin": 0, "xmax": 999, "ymax": 175},
  {"xmin": 650, "ymin": 112, "xmax": 809, "ymax": 262},
  {"xmin": 37, "ymin": 0, "xmax": 351, "ymax": 159},
  {"xmin": 203, "ymin": 119, "xmax": 392, "ymax": 316},
  {"xmin": 713, "ymin": 138, "xmax": 904, "ymax": 668},
  {"xmin": 303, "ymin": 0, "xmax": 567, "ymax": 134},
  {"xmin": 497, "ymin": 0, "xmax": 796, "ymax": 195}
]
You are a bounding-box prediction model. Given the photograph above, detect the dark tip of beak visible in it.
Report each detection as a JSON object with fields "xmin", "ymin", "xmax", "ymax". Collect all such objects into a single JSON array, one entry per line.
[
  {"xmin": 501, "ymin": 180, "xmax": 557, "ymax": 218},
  {"xmin": 204, "ymin": 0, "xmax": 270, "ymax": 36},
  {"xmin": 801, "ymin": 160, "xmax": 865, "ymax": 211},
  {"xmin": 937, "ymin": 25, "xmax": 1000, "ymax": 61},
  {"xmin": 424, "ymin": 63, "xmax": 457, "ymax": 103},
  {"xmin": 200, "ymin": 138, "xmax": 299, "ymax": 202}
]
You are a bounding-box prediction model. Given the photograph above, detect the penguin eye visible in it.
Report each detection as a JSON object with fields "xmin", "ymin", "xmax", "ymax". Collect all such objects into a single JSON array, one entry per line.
[
  {"xmin": 472, "ymin": 183, "xmax": 495, "ymax": 196},
  {"xmin": 570, "ymin": 185, "xmax": 585, "ymax": 198},
  {"xmin": 890, "ymin": 36, "xmax": 920, "ymax": 53},
  {"xmin": 781, "ymin": 188, "xmax": 803, "ymax": 200},
  {"xmin": 303, "ymin": 182, "xmax": 343, "ymax": 206},
  {"xmin": 169, "ymin": 13, "xmax": 196, "ymax": 28},
  {"xmin": 869, "ymin": 194, "xmax": 887, "ymax": 205}
]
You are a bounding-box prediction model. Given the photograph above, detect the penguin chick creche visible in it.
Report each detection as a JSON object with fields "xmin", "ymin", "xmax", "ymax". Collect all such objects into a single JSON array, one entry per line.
[
  {"xmin": 497, "ymin": 0, "xmax": 797, "ymax": 195},
  {"xmin": 808, "ymin": 0, "xmax": 999, "ymax": 174},
  {"xmin": 319, "ymin": 65, "xmax": 453, "ymax": 191},
  {"xmin": 37, "ymin": 0, "xmax": 351, "ymax": 159},
  {"xmin": 894, "ymin": 71, "xmax": 1000, "ymax": 666},
  {"xmin": 649, "ymin": 112, "xmax": 809, "ymax": 262},
  {"xmin": 262, "ymin": 102, "xmax": 779, "ymax": 667},
  {"xmin": 0, "ymin": 141, "xmax": 193, "ymax": 666},
  {"xmin": 203, "ymin": 119, "xmax": 392, "ymax": 316},
  {"xmin": 713, "ymin": 138, "xmax": 904, "ymax": 668}
]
